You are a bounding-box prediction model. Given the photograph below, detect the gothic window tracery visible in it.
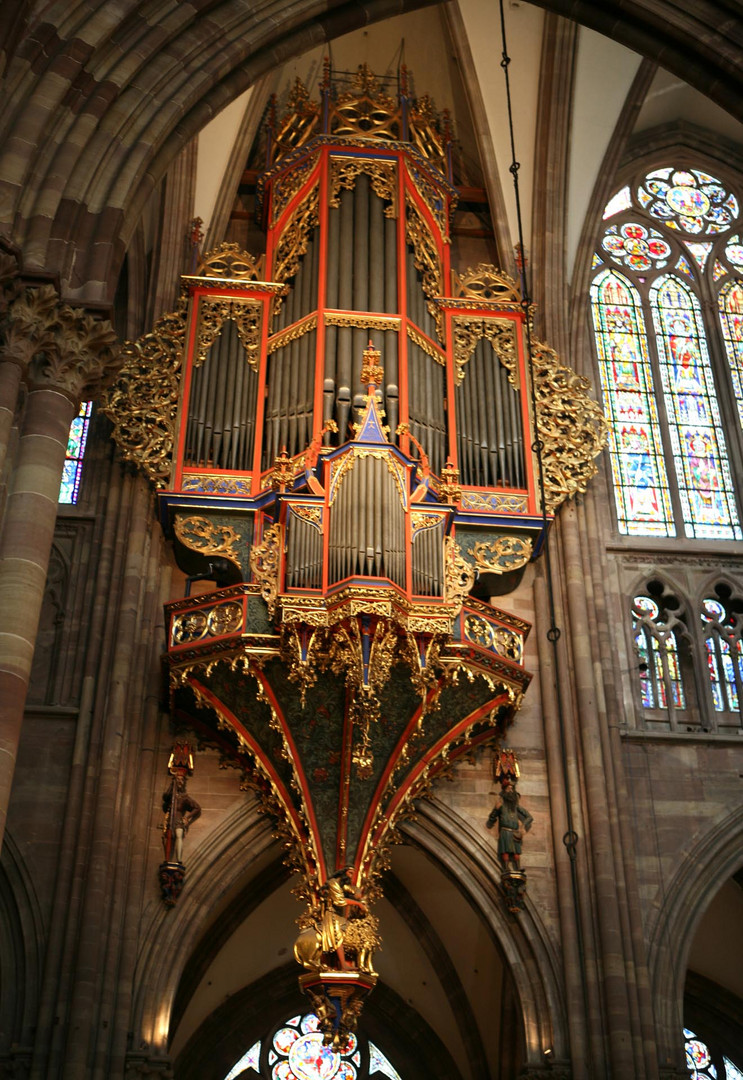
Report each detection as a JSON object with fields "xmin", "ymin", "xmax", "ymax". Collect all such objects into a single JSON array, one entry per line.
[{"xmin": 592, "ymin": 164, "xmax": 743, "ymax": 540}]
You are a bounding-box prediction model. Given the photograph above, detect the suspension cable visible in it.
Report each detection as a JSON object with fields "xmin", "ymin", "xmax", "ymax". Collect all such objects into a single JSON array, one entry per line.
[{"xmin": 498, "ymin": 0, "xmax": 592, "ymax": 1048}]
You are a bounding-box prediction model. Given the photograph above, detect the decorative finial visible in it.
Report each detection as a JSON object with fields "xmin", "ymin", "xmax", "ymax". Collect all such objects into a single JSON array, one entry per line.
[
  {"xmin": 361, "ymin": 340, "xmax": 384, "ymax": 389},
  {"xmin": 439, "ymin": 460, "xmax": 462, "ymax": 505},
  {"xmin": 272, "ymin": 447, "xmax": 294, "ymax": 491}
]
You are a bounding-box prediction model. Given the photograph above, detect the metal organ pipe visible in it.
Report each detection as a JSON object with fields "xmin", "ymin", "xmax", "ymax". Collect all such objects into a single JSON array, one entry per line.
[
  {"xmin": 328, "ymin": 457, "xmax": 405, "ymax": 587},
  {"xmin": 455, "ymin": 337, "xmax": 525, "ymax": 488}
]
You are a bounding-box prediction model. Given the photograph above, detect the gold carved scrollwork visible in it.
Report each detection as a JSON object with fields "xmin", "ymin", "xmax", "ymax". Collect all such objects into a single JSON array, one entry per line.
[
  {"xmin": 273, "ymin": 183, "xmax": 320, "ymax": 285},
  {"xmin": 267, "ymin": 314, "xmax": 317, "ymax": 354},
  {"xmin": 443, "ymin": 536, "xmax": 475, "ymax": 614},
  {"xmin": 531, "ymin": 341, "xmax": 608, "ymax": 512},
  {"xmin": 272, "ymin": 155, "xmax": 317, "ymax": 227},
  {"xmin": 460, "ymin": 491, "xmax": 528, "ymax": 514},
  {"xmin": 195, "ymin": 298, "xmax": 262, "ymax": 370},
  {"xmin": 101, "ymin": 300, "xmax": 187, "ymax": 489},
  {"xmin": 406, "ymin": 323, "xmax": 445, "ymax": 366},
  {"xmin": 271, "ymin": 78, "xmax": 321, "ymax": 166},
  {"xmin": 464, "ymin": 614, "xmax": 494, "ymax": 648},
  {"xmin": 325, "ymin": 312, "xmax": 399, "ymax": 331},
  {"xmin": 329, "ymin": 156, "xmax": 398, "ymax": 218},
  {"xmin": 405, "ymin": 196, "xmax": 443, "ymax": 341},
  {"xmin": 452, "ymin": 264, "xmax": 522, "ymax": 306},
  {"xmin": 406, "ymin": 161, "xmax": 449, "ymax": 237},
  {"xmin": 174, "ymin": 515, "xmax": 241, "ymax": 565},
  {"xmin": 492, "ymin": 628, "xmax": 523, "ymax": 664},
  {"xmin": 451, "ymin": 316, "xmax": 518, "ymax": 387},
  {"xmin": 194, "ymin": 243, "xmax": 264, "ymax": 281},
  {"xmin": 172, "ymin": 610, "xmax": 208, "ymax": 644},
  {"xmin": 250, "ymin": 524, "xmax": 282, "ymax": 617},
  {"xmin": 407, "ymin": 95, "xmax": 448, "ymax": 176},
  {"xmin": 471, "ymin": 535, "xmax": 533, "ymax": 574},
  {"xmin": 207, "ymin": 602, "xmax": 244, "ymax": 636}
]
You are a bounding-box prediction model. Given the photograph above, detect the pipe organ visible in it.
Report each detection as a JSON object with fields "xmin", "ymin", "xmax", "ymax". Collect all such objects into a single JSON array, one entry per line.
[{"xmin": 104, "ymin": 63, "xmax": 606, "ymax": 1047}]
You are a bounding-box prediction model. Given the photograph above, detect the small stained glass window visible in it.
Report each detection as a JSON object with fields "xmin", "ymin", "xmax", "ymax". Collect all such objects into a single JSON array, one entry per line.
[
  {"xmin": 725, "ymin": 235, "xmax": 743, "ymax": 270},
  {"xmin": 684, "ymin": 1028, "xmax": 718, "ymax": 1078},
  {"xmin": 603, "ymin": 185, "xmax": 632, "ymax": 219},
  {"xmin": 633, "ymin": 596, "xmax": 685, "ymax": 709},
  {"xmin": 225, "ymin": 1041, "xmax": 261, "ymax": 1079},
  {"xmin": 686, "ymin": 242, "xmax": 712, "ymax": 270},
  {"xmin": 724, "ymin": 1057, "xmax": 743, "ymax": 1080},
  {"xmin": 701, "ymin": 598, "xmax": 743, "ymax": 712},
  {"xmin": 59, "ymin": 401, "xmax": 93, "ymax": 504},
  {"xmin": 676, "ymin": 255, "xmax": 694, "ymax": 279}
]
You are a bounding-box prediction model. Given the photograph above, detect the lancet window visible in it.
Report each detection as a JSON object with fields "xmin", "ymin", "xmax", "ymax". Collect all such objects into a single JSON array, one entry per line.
[
  {"xmin": 58, "ymin": 401, "xmax": 93, "ymax": 504},
  {"xmin": 591, "ymin": 165, "xmax": 743, "ymax": 540},
  {"xmin": 700, "ymin": 584, "xmax": 743, "ymax": 714},
  {"xmin": 632, "ymin": 592, "xmax": 686, "ymax": 712}
]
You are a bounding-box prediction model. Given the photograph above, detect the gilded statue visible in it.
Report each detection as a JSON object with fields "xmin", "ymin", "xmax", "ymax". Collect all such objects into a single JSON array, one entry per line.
[{"xmin": 294, "ymin": 867, "xmax": 380, "ymax": 975}]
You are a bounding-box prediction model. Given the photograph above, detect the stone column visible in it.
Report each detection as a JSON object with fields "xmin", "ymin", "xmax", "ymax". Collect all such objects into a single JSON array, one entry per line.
[{"xmin": 0, "ymin": 300, "xmax": 119, "ymax": 853}]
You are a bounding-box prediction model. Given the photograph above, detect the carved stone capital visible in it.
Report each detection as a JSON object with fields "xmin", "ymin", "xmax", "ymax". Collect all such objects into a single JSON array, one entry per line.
[
  {"xmin": 27, "ymin": 303, "xmax": 120, "ymax": 401},
  {"xmin": 124, "ymin": 1054, "xmax": 174, "ymax": 1079},
  {"xmin": 0, "ymin": 284, "xmax": 59, "ymax": 372}
]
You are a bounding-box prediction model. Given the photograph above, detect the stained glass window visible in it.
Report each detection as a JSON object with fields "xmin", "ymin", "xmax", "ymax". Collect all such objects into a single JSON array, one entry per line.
[
  {"xmin": 725, "ymin": 1058, "xmax": 743, "ymax": 1080},
  {"xmin": 650, "ymin": 276, "xmax": 741, "ymax": 539},
  {"xmin": 601, "ymin": 222, "xmax": 671, "ymax": 272},
  {"xmin": 684, "ymin": 1028, "xmax": 718, "ymax": 1079},
  {"xmin": 638, "ymin": 169, "xmax": 738, "ymax": 234},
  {"xmin": 591, "ymin": 269, "xmax": 674, "ymax": 535},
  {"xmin": 223, "ymin": 1012, "xmax": 403, "ymax": 1080},
  {"xmin": 718, "ymin": 280, "xmax": 743, "ymax": 430},
  {"xmin": 633, "ymin": 596, "xmax": 685, "ymax": 709},
  {"xmin": 701, "ymin": 598, "xmax": 743, "ymax": 712},
  {"xmin": 59, "ymin": 401, "xmax": 93, "ymax": 504},
  {"xmin": 593, "ymin": 164, "xmax": 743, "ymax": 540}
]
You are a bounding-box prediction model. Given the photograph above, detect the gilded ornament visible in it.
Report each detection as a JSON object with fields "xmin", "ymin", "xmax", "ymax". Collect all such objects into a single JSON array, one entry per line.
[
  {"xmin": 451, "ymin": 315, "xmax": 518, "ymax": 387},
  {"xmin": 439, "ymin": 461, "xmax": 462, "ymax": 505},
  {"xmin": 491, "ymin": 628, "xmax": 523, "ymax": 663},
  {"xmin": 195, "ymin": 298, "xmax": 263, "ymax": 369},
  {"xmin": 406, "ymin": 322, "xmax": 446, "ymax": 366},
  {"xmin": 270, "ymin": 78, "xmax": 321, "ymax": 166},
  {"xmin": 360, "ymin": 341, "xmax": 384, "ymax": 387},
  {"xmin": 471, "ymin": 535, "xmax": 533, "ymax": 574},
  {"xmin": 102, "ymin": 299, "xmax": 186, "ymax": 489},
  {"xmin": 407, "ymin": 95, "xmax": 449, "ymax": 176},
  {"xmin": 324, "ymin": 312, "xmax": 399, "ymax": 331},
  {"xmin": 193, "ymin": 243, "xmax": 264, "ymax": 281},
  {"xmin": 406, "ymin": 160, "xmax": 449, "ymax": 237},
  {"xmin": 331, "ymin": 65, "xmax": 400, "ymax": 142},
  {"xmin": 172, "ymin": 610, "xmax": 208, "ymax": 644},
  {"xmin": 289, "ymin": 504, "xmax": 323, "ymax": 529},
  {"xmin": 206, "ymin": 602, "xmax": 243, "ymax": 636},
  {"xmin": 174, "ymin": 514, "xmax": 241, "ymax": 564},
  {"xmin": 443, "ymin": 536, "xmax": 475, "ymax": 614},
  {"xmin": 464, "ymin": 614, "xmax": 495, "ymax": 648},
  {"xmin": 272, "ymin": 448, "xmax": 296, "ymax": 491},
  {"xmin": 405, "ymin": 195, "xmax": 444, "ymax": 341},
  {"xmin": 411, "ymin": 513, "xmax": 444, "ymax": 537},
  {"xmin": 272, "ymin": 155, "xmax": 317, "ymax": 227},
  {"xmin": 531, "ymin": 340, "xmax": 608, "ymax": 512},
  {"xmin": 460, "ymin": 491, "xmax": 528, "ymax": 514},
  {"xmin": 329, "ymin": 155, "xmax": 398, "ymax": 218},
  {"xmin": 273, "ymin": 183, "xmax": 320, "ymax": 285},
  {"xmin": 250, "ymin": 524, "xmax": 282, "ymax": 616},
  {"xmin": 181, "ymin": 473, "xmax": 252, "ymax": 495},
  {"xmin": 452, "ymin": 263, "xmax": 522, "ymax": 306},
  {"xmin": 267, "ymin": 314, "xmax": 317, "ymax": 354}
]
